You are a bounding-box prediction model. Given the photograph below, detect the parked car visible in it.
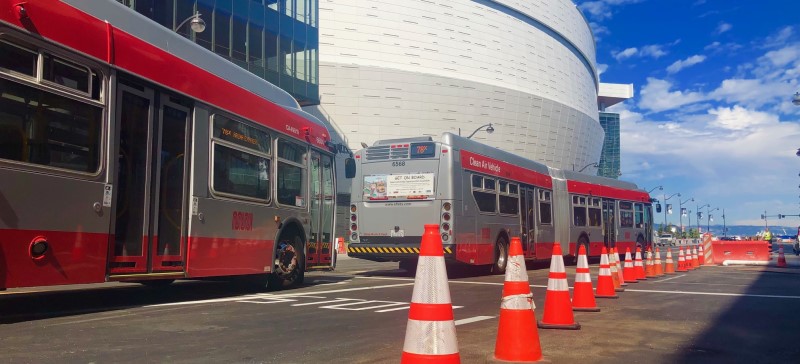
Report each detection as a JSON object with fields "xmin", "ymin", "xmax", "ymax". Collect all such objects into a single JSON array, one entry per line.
[{"xmin": 658, "ymin": 233, "xmax": 674, "ymax": 246}]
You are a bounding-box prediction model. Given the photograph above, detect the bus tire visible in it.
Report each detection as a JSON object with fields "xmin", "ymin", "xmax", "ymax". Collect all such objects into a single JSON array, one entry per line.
[
  {"xmin": 573, "ymin": 236, "xmax": 589, "ymax": 264},
  {"xmin": 268, "ymin": 234, "xmax": 305, "ymax": 290},
  {"xmin": 491, "ymin": 237, "xmax": 509, "ymax": 274}
]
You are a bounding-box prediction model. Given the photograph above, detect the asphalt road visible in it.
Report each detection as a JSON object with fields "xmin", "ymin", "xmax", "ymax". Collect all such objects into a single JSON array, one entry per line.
[{"xmin": 1, "ymin": 250, "xmax": 799, "ymax": 363}]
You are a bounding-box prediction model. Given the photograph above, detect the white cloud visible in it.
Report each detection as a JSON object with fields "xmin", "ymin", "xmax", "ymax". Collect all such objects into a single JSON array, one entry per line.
[
  {"xmin": 640, "ymin": 45, "xmax": 667, "ymax": 58},
  {"xmin": 612, "ymin": 43, "xmax": 671, "ymax": 61},
  {"xmin": 597, "ymin": 63, "xmax": 609, "ymax": 75},
  {"xmin": 637, "ymin": 78, "xmax": 705, "ymax": 112},
  {"xmin": 578, "ymin": 0, "xmax": 643, "ymax": 20},
  {"xmin": 613, "ymin": 47, "xmax": 638, "ymax": 61},
  {"xmin": 709, "ymin": 78, "xmax": 796, "ymax": 108},
  {"xmin": 666, "ymin": 55, "xmax": 707, "ymax": 74},
  {"xmin": 708, "ymin": 105, "xmax": 778, "ymax": 130},
  {"xmin": 715, "ymin": 22, "xmax": 732, "ymax": 35}
]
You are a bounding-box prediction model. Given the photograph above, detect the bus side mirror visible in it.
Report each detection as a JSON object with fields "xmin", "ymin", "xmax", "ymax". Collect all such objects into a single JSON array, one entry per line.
[
  {"xmin": 344, "ymin": 158, "xmax": 356, "ymax": 179},
  {"xmin": 655, "ymin": 203, "xmax": 662, "ymax": 213}
]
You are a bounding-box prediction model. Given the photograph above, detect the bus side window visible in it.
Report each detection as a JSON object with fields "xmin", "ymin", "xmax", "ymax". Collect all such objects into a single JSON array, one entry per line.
[{"xmin": 538, "ymin": 189, "xmax": 552, "ymax": 224}]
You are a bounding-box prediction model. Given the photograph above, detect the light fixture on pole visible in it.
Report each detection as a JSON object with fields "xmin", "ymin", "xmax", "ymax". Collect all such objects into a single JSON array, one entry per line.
[
  {"xmin": 707, "ymin": 207, "xmax": 719, "ymax": 233},
  {"xmin": 647, "ymin": 186, "xmax": 663, "ymax": 194},
  {"xmin": 662, "ymin": 192, "xmax": 680, "ymax": 232},
  {"xmin": 174, "ymin": 11, "xmax": 206, "ymax": 33},
  {"xmin": 679, "ymin": 197, "xmax": 694, "ymax": 237},
  {"xmin": 792, "ymin": 91, "xmax": 800, "ymax": 106},
  {"xmin": 464, "ymin": 123, "xmax": 494, "ymax": 139},
  {"xmin": 574, "ymin": 162, "xmax": 598, "ymax": 173},
  {"xmin": 696, "ymin": 203, "xmax": 710, "ymax": 233}
]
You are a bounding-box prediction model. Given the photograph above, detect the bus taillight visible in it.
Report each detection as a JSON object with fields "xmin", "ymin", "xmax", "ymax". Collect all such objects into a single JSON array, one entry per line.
[
  {"xmin": 442, "ymin": 212, "xmax": 451, "ymax": 221},
  {"xmin": 350, "ymin": 204, "xmax": 357, "ymax": 213},
  {"xmin": 350, "ymin": 214, "xmax": 357, "ymax": 222},
  {"xmin": 351, "ymin": 223, "xmax": 357, "ymax": 231},
  {"xmin": 442, "ymin": 202, "xmax": 451, "ymax": 211}
]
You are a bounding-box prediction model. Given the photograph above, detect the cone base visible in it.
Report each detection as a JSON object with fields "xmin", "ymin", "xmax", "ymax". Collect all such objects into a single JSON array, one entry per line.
[
  {"xmin": 573, "ymin": 306, "xmax": 601, "ymax": 312},
  {"xmin": 488, "ymin": 353, "xmax": 543, "ymax": 363},
  {"xmin": 615, "ymin": 287, "xmax": 626, "ymax": 292},
  {"xmin": 538, "ymin": 321, "xmax": 581, "ymax": 330},
  {"xmin": 638, "ymin": 277, "xmax": 648, "ymax": 280},
  {"xmin": 494, "ymin": 309, "xmax": 542, "ymax": 363},
  {"xmin": 401, "ymin": 352, "xmax": 461, "ymax": 364},
  {"xmin": 620, "ymin": 283, "xmax": 629, "ymax": 286},
  {"xmin": 595, "ymin": 294, "xmax": 619, "ymax": 299}
]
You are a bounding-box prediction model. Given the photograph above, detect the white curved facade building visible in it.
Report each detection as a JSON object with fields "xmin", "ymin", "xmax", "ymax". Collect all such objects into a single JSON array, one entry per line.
[{"xmin": 304, "ymin": 0, "xmax": 602, "ymax": 170}]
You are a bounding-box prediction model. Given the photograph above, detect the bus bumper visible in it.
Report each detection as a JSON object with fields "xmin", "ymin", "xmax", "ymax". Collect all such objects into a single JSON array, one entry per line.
[{"xmin": 347, "ymin": 243, "xmax": 455, "ymax": 262}]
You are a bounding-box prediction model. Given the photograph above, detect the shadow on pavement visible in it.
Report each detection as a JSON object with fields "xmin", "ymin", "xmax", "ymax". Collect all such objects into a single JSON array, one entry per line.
[
  {"xmin": 670, "ymin": 250, "xmax": 800, "ymax": 363},
  {"xmin": 0, "ymin": 275, "xmax": 354, "ymax": 324}
]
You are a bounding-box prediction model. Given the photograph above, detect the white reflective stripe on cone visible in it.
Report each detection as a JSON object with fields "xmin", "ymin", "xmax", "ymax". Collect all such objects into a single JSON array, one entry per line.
[
  {"xmin": 549, "ymin": 254, "xmax": 566, "ymax": 273},
  {"xmin": 403, "ymin": 319, "xmax": 459, "ymax": 355},
  {"xmin": 575, "ymin": 272, "xmax": 592, "ymax": 283},
  {"xmin": 505, "ymin": 254, "xmax": 528, "ymax": 282},
  {"xmin": 547, "ymin": 277, "xmax": 569, "ymax": 291},
  {"xmin": 577, "ymin": 253, "xmax": 589, "ymax": 269},
  {"xmin": 624, "ymin": 261, "xmax": 634, "ymax": 268},
  {"xmin": 500, "ymin": 293, "xmax": 534, "ymax": 310},
  {"xmin": 599, "ymin": 267, "xmax": 611, "ymax": 276},
  {"xmin": 411, "ymin": 256, "xmax": 452, "ymax": 304}
]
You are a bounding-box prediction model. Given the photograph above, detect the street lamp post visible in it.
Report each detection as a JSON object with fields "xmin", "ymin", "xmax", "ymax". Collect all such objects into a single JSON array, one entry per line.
[
  {"xmin": 647, "ymin": 186, "xmax": 663, "ymax": 194},
  {"xmin": 461, "ymin": 123, "xmax": 494, "ymax": 139},
  {"xmin": 696, "ymin": 204, "xmax": 710, "ymax": 233},
  {"xmin": 574, "ymin": 162, "xmax": 598, "ymax": 173},
  {"xmin": 707, "ymin": 207, "xmax": 719, "ymax": 233},
  {"xmin": 679, "ymin": 197, "xmax": 694, "ymax": 237},
  {"xmin": 174, "ymin": 11, "xmax": 206, "ymax": 33},
  {"xmin": 663, "ymin": 192, "xmax": 680, "ymax": 232},
  {"xmin": 722, "ymin": 209, "xmax": 727, "ymax": 237},
  {"xmin": 688, "ymin": 209, "xmax": 693, "ymax": 237}
]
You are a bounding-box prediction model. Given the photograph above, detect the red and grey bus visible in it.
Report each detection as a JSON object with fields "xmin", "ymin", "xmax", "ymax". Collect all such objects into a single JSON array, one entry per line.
[
  {"xmin": 347, "ymin": 132, "xmax": 653, "ymax": 272},
  {"xmin": 0, "ymin": 0, "xmax": 354, "ymax": 290}
]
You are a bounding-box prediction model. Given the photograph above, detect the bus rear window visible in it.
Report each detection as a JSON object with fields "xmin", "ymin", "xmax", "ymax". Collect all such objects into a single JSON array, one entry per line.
[{"xmin": 363, "ymin": 173, "xmax": 435, "ymax": 200}]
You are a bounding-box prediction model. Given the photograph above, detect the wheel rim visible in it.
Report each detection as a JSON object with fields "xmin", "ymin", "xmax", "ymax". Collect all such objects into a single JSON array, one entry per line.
[{"xmin": 497, "ymin": 242, "xmax": 507, "ymax": 270}]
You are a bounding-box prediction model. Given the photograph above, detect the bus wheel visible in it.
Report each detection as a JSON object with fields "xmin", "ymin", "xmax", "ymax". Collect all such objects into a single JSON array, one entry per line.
[
  {"xmin": 399, "ymin": 259, "xmax": 417, "ymax": 275},
  {"xmin": 492, "ymin": 237, "xmax": 509, "ymax": 274},
  {"xmin": 636, "ymin": 236, "xmax": 645, "ymax": 251},
  {"xmin": 572, "ymin": 237, "xmax": 589, "ymax": 264},
  {"xmin": 269, "ymin": 235, "xmax": 305, "ymax": 290}
]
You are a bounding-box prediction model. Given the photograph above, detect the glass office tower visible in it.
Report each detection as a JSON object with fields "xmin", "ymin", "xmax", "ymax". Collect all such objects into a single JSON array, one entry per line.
[
  {"xmin": 598, "ymin": 112, "xmax": 621, "ymax": 179},
  {"xmin": 119, "ymin": 0, "xmax": 319, "ymax": 105}
]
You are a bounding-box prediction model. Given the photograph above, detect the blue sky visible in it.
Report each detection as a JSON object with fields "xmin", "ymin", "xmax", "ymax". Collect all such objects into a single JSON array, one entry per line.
[{"xmin": 577, "ymin": 0, "xmax": 800, "ymax": 229}]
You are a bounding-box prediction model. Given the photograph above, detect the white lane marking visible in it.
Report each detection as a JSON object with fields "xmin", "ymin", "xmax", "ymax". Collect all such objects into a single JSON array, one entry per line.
[
  {"xmin": 376, "ymin": 306, "xmax": 412, "ymax": 313},
  {"xmin": 321, "ymin": 300, "xmax": 408, "ymax": 311},
  {"xmin": 145, "ymin": 282, "xmax": 414, "ymax": 307},
  {"xmin": 653, "ymin": 274, "xmax": 687, "ymax": 282},
  {"xmin": 292, "ymin": 298, "xmax": 362, "ymax": 306},
  {"xmin": 455, "ymin": 316, "xmax": 495, "ymax": 326},
  {"xmin": 622, "ymin": 288, "xmax": 800, "ymax": 299}
]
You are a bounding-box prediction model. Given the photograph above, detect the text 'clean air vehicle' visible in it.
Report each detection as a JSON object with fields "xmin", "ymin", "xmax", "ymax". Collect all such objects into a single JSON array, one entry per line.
[{"xmin": 348, "ymin": 133, "xmax": 653, "ymax": 273}]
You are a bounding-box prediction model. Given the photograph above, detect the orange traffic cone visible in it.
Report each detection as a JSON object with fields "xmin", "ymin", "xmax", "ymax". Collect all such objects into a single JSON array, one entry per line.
[
  {"xmin": 538, "ymin": 243, "xmax": 580, "ymax": 330},
  {"xmin": 494, "ymin": 237, "xmax": 542, "ymax": 362},
  {"xmin": 609, "ymin": 248, "xmax": 624, "ymax": 292},
  {"xmin": 572, "ymin": 245, "xmax": 600, "ymax": 312},
  {"xmin": 596, "ymin": 247, "xmax": 618, "ymax": 299},
  {"xmin": 676, "ymin": 248, "xmax": 688, "ymax": 272},
  {"xmin": 613, "ymin": 248, "xmax": 627, "ymax": 288},
  {"xmin": 692, "ymin": 246, "xmax": 700, "ymax": 269},
  {"xmin": 665, "ymin": 249, "xmax": 676, "ymax": 274},
  {"xmin": 401, "ymin": 224, "xmax": 460, "ymax": 364},
  {"xmin": 777, "ymin": 246, "xmax": 787, "ymax": 268},
  {"xmin": 645, "ymin": 249, "xmax": 656, "ymax": 278},
  {"xmin": 622, "ymin": 248, "xmax": 638, "ymax": 283},
  {"xmin": 654, "ymin": 248, "xmax": 664, "ymax": 277},
  {"xmin": 634, "ymin": 247, "xmax": 647, "ymax": 280},
  {"xmin": 698, "ymin": 244, "xmax": 706, "ymax": 265}
]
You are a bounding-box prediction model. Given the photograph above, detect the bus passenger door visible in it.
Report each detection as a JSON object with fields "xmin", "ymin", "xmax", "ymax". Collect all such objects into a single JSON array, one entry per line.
[
  {"xmin": 603, "ymin": 200, "xmax": 616, "ymax": 248},
  {"xmin": 520, "ymin": 188, "xmax": 536, "ymax": 254},
  {"xmin": 109, "ymin": 82, "xmax": 189, "ymax": 276},
  {"xmin": 307, "ymin": 151, "xmax": 335, "ymax": 269}
]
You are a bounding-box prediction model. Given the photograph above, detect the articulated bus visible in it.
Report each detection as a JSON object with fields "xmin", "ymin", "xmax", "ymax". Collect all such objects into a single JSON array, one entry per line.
[
  {"xmin": 347, "ymin": 133, "xmax": 653, "ymax": 272},
  {"xmin": 0, "ymin": 0, "xmax": 354, "ymax": 290}
]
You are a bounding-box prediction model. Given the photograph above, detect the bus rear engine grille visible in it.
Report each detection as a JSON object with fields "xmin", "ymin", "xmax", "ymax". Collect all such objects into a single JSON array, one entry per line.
[{"xmin": 365, "ymin": 146, "xmax": 410, "ymax": 160}]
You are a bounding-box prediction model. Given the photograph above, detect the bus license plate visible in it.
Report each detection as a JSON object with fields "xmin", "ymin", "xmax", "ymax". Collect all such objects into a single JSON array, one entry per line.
[{"xmin": 389, "ymin": 229, "xmax": 405, "ymax": 237}]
